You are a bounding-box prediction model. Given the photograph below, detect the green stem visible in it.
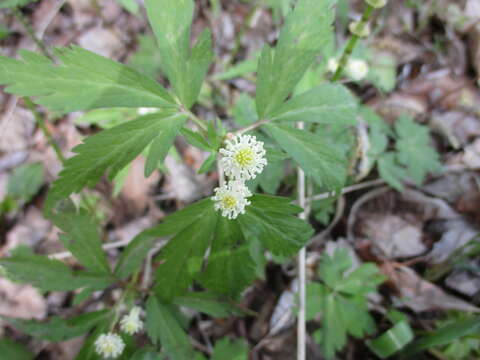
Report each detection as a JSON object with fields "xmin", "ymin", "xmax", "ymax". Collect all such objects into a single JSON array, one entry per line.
[
  {"xmin": 12, "ymin": 7, "xmax": 53, "ymax": 60},
  {"xmin": 110, "ymin": 270, "xmax": 140, "ymax": 331},
  {"xmin": 23, "ymin": 97, "xmax": 65, "ymax": 163},
  {"xmin": 331, "ymin": 4, "xmax": 374, "ymax": 82}
]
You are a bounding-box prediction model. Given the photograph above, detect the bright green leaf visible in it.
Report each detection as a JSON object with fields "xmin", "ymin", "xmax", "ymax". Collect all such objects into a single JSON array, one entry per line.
[
  {"xmin": 378, "ymin": 152, "xmax": 406, "ymax": 191},
  {"xmin": 255, "ymin": 0, "xmax": 335, "ymax": 118},
  {"xmin": 7, "ymin": 162, "xmax": 44, "ymax": 203},
  {"xmin": 211, "ymin": 337, "xmax": 248, "ymax": 360},
  {"xmin": 0, "ymin": 0, "xmax": 37, "ymax": 8},
  {"xmin": 270, "ymin": 84, "xmax": 357, "ymax": 125},
  {"xmin": 367, "ymin": 321, "xmax": 414, "ymax": 358},
  {"xmin": 46, "ymin": 112, "xmax": 187, "ymax": 212},
  {"xmin": 0, "ymin": 47, "xmax": 175, "ymax": 112},
  {"xmin": 0, "ymin": 338, "xmax": 33, "ymax": 360}
]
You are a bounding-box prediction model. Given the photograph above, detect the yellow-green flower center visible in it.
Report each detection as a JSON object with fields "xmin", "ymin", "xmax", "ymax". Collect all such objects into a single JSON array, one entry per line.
[
  {"xmin": 221, "ymin": 195, "xmax": 237, "ymax": 209},
  {"xmin": 234, "ymin": 148, "xmax": 254, "ymax": 168}
]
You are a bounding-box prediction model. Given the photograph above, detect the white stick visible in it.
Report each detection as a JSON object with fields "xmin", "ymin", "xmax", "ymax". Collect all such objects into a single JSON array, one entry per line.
[{"xmin": 296, "ymin": 122, "xmax": 306, "ymax": 360}]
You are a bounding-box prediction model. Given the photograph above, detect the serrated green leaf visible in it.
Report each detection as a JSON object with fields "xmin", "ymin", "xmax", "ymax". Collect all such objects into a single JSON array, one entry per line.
[
  {"xmin": 310, "ymin": 249, "xmax": 385, "ymax": 359},
  {"xmin": 0, "ymin": 250, "xmax": 114, "ymax": 291},
  {"xmin": 238, "ymin": 195, "xmax": 313, "ymax": 256},
  {"xmin": 7, "ymin": 162, "xmax": 44, "ymax": 203},
  {"xmin": 367, "ymin": 321, "xmax": 414, "ymax": 358},
  {"xmin": 211, "ymin": 338, "xmax": 248, "ymax": 360},
  {"xmin": 145, "ymin": 0, "xmax": 212, "ymax": 108},
  {"xmin": 146, "ymin": 296, "xmax": 194, "ymax": 359},
  {"xmin": 0, "ymin": 46, "xmax": 175, "ymax": 111},
  {"xmin": 129, "ymin": 35, "xmax": 164, "ymax": 79},
  {"xmin": 233, "ymin": 93, "xmax": 258, "ymax": 127},
  {"xmin": 154, "ymin": 201, "xmax": 217, "ymax": 301},
  {"xmin": 255, "ymin": 0, "xmax": 335, "ymax": 118},
  {"xmin": 378, "ymin": 152, "xmax": 406, "ymax": 191},
  {"xmin": 395, "ymin": 116, "xmax": 441, "ymax": 184},
  {"xmin": 46, "ymin": 112, "xmax": 187, "ymax": 212},
  {"xmin": 145, "ymin": 115, "xmax": 186, "ymax": 176},
  {"xmin": 0, "ymin": 338, "xmax": 33, "ymax": 360},
  {"xmin": 173, "ymin": 292, "xmax": 241, "ymax": 317},
  {"xmin": 199, "ymin": 217, "xmax": 257, "ymax": 298},
  {"xmin": 270, "ymin": 84, "xmax": 357, "ymax": 125},
  {"xmin": 214, "ymin": 54, "xmax": 259, "ymax": 80},
  {"xmin": 3, "ymin": 310, "xmax": 109, "ymax": 342},
  {"xmin": 52, "ymin": 210, "xmax": 110, "ymax": 274},
  {"xmin": 266, "ymin": 123, "xmax": 347, "ymax": 191},
  {"xmin": 0, "ymin": 0, "xmax": 37, "ymax": 9}
]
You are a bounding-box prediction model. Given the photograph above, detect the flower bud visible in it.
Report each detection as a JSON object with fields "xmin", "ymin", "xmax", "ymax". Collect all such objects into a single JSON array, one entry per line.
[
  {"xmin": 346, "ymin": 59, "xmax": 369, "ymax": 81},
  {"xmin": 349, "ymin": 21, "xmax": 370, "ymax": 38}
]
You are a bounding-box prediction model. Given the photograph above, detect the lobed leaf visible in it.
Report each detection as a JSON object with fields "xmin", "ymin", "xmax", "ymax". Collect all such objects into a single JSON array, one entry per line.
[{"xmin": 0, "ymin": 46, "xmax": 175, "ymax": 111}]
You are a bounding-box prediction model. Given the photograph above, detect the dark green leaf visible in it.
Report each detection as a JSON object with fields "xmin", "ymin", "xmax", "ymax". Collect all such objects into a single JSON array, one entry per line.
[
  {"xmin": 0, "ymin": 338, "xmax": 33, "ymax": 360},
  {"xmin": 238, "ymin": 195, "xmax": 313, "ymax": 256},
  {"xmin": 130, "ymin": 349, "xmax": 165, "ymax": 360},
  {"xmin": 0, "ymin": 47, "xmax": 175, "ymax": 111},
  {"xmin": 180, "ymin": 127, "xmax": 212, "ymax": 151},
  {"xmin": 198, "ymin": 153, "xmax": 216, "ymax": 174},
  {"xmin": 146, "ymin": 296, "xmax": 194, "ymax": 359},
  {"xmin": 199, "ymin": 217, "xmax": 257, "ymax": 298},
  {"xmin": 3, "ymin": 310, "xmax": 109, "ymax": 342},
  {"xmin": 173, "ymin": 292, "xmax": 241, "ymax": 317},
  {"xmin": 154, "ymin": 201, "xmax": 217, "ymax": 301},
  {"xmin": 0, "ymin": 0, "xmax": 37, "ymax": 9},
  {"xmin": 378, "ymin": 152, "xmax": 406, "ymax": 191},
  {"xmin": 211, "ymin": 337, "xmax": 248, "ymax": 360}
]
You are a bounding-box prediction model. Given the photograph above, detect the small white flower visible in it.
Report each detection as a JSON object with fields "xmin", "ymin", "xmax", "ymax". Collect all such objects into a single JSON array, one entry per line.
[
  {"xmin": 346, "ymin": 59, "xmax": 369, "ymax": 81},
  {"xmin": 219, "ymin": 134, "xmax": 267, "ymax": 181},
  {"xmin": 120, "ymin": 306, "xmax": 143, "ymax": 335},
  {"xmin": 94, "ymin": 333, "xmax": 125, "ymax": 359},
  {"xmin": 326, "ymin": 58, "xmax": 339, "ymax": 73},
  {"xmin": 212, "ymin": 181, "xmax": 252, "ymax": 219}
]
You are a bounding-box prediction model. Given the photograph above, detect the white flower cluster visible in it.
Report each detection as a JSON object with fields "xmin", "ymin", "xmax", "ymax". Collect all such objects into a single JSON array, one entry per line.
[
  {"xmin": 212, "ymin": 134, "xmax": 267, "ymax": 219},
  {"xmin": 120, "ymin": 306, "xmax": 143, "ymax": 335},
  {"xmin": 95, "ymin": 307, "xmax": 144, "ymax": 358},
  {"xmin": 94, "ymin": 333, "xmax": 125, "ymax": 359}
]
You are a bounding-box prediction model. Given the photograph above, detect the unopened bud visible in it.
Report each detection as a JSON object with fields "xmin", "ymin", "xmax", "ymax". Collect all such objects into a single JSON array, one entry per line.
[
  {"xmin": 349, "ymin": 21, "xmax": 370, "ymax": 38},
  {"xmin": 366, "ymin": 0, "xmax": 387, "ymax": 9}
]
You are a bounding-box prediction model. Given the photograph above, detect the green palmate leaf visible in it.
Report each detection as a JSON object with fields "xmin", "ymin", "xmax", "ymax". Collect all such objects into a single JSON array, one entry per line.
[
  {"xmin": 211, "ymin": 338, "xmax": 248, "ymax": 360},
  {"xmin": 46, "ymin": 112, "xmax": 187, "ymax": 212},
  {"xmin": 129, "ymin": 35, "xmax": 164, "ymax": 79},
  {"xmin": 0, "ymin": 46, "xmax": 175, "ymax": 112},
  {"xmin": 378, "ymin": 152, "xmax": 407, "ymax": 191},
  {"xmin": 146, "ymin": 0, "xmax": 213, "ymax": 108},
  {"xmin": 0, "ymin": 339, "xmax": 33, "ymax": 360},
  {"xmin": 270, "ymin": 84, "xmax": 357, "ymax": 125},
  {"xmin": 173, "ymin": 292, "xmax": 241, "ymax": 317},
  {"xmin": 265, "ymin": 123, "xmax": 347, "ymax": 190},
  {"xmin": 52, "ymin": 209, "xmax": 110, "ymax": 275},
  {"xmin": 3, "ymin": 310, "xmax": 109, "ymax": 342},
  {"xmin": 154, "ymin": 202, "xmax": 218, "ymax": 301},
  {"xmin": 308, "ymin": 248, "xmax": 385, "ymax": 359},
  {"xmin": 233, "ymin": 93, "xmax": 258, "ymax": 127},
  {"xmin": 146, "ymin": 296, "xmax": 194, "ymax": 360},
  {"xmin": 238, "ymin": 195, "xmax": 314, "ymax": 256},
  {"xmin": 7, "ymin": 162, "xmax": 44, "ymax": 203},
  {"xmin": 199, "ymin": 217, "xmax": 257, "ymax": 298},
  {"xmin": 255, "ymin": 0, "xmax": 335, "ymax": 118},
  {"xmin": 394, "ymin": 116, "xmax": 441, "ymax": 184},
  {"xmin": 180, "ymin": 127, "xmax": 212, "ymax": 151},
  {"xmin": 0, "ymin": 249, "xmax": 114, "ymax": 291},
  {"xmin": 367, "ymin": 321, "xmax": 414, "ymax": 359}
]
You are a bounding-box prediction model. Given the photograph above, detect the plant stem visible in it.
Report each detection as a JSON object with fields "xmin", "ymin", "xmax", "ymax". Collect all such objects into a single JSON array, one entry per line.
[
  {"xmin": 331, "ymin": 4, "xmax": 374, "ymax": 82},
  {"xmin": 296, "ymin": 121, "xmax": 307, "ymax": 360},
  {"xmin": 12, "ymin": 7, "xmax": 53, "ymax": 60},
  {"xmin": 23, "ymin": 97, "xmax": 65, "ymax": 163},
  {"xmin": 234, "ymin": 118, "xmax": 270, "ymax": 135}
]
